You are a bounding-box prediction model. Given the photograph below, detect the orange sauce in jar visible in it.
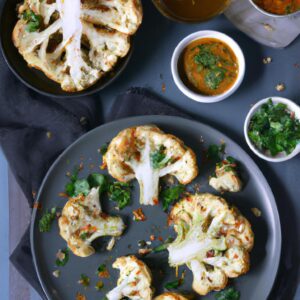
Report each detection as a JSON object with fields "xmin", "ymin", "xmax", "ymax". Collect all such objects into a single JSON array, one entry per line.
[
  {"xmin": 181, "ymin": 38, "xmax": 239, "ymax": 96},
  {"xmin": 254, "ymin": 0, "xmax": 300, "ymax": 15}
]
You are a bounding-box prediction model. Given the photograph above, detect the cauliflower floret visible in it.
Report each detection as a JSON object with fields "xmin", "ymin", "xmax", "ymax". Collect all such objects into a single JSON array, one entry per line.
[
  {"xmin": 58, "ymin": 187, "xmax": 125, "ymax": 257},
  {"xmin": 12, "ymin": 0, "xmax": 142, "ymax": 91},
  {"xmin": 106, "ymin": 256, "xmax": 153, "ymax": 300},
  {"xmin": 154, "ymin": 292, "xmax": 189, "ymax": 300},
  {"xmin": 104, "ymin": 125, "xmax": 198, "ymax": 205},
  {"xmin": 209, "ymin": 157, "xmax": 242, "ymax": 193},
  {"xmin": 167, "ymin": 193, "xmax": 254, "ymax": 296}
]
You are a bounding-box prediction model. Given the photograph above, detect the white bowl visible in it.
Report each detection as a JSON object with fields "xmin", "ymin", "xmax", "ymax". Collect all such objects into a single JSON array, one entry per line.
[
  {"xmin": 171, "ymin": 30, "xmax": 245, "ymax": 103},
  {"xmin": 244, "ymin": 97, "xmax": 300, "ymax": 162}
]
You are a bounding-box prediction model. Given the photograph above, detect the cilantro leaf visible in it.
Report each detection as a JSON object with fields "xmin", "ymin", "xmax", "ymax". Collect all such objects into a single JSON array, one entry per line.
[
  {"xmin": 88, "ymin": 173, "xmax": 108, "ymax": 193},
  {"xmin": 74, "ymin": 179, "xmax": 90, "ymax": 196},
  {"xmin": 22, "ymin": 10, "xmax": 42, "ymax": 32},
  {"xmin": 151, "ymin": 145, "xmax": 170, "ymax": 169},
  {"xmin": 55, "ymin": 248, "xmax": 69, "ymax": 266},
  {"xmin": 108, "ymin": 182, "xmax": 132, "ymax": 209},
  {"xmin": 206, "ymin": 143, "xmax": 226, "ymax": 161},
  {"xmin": 164, "ymin": 278, "xmax": 184, "ymax": 290},
  {"xmin": 215, "ymin": 287, "xmax": 240, "ymax": 300},
  {"xmin": 160, "ymin": 185, "xmax": 185, "ymax": 211}
]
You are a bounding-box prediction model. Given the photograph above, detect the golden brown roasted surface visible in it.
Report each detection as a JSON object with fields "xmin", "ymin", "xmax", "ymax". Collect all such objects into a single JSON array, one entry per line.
[
  {"xmin": 58, "ymin": 187, "xmax": 125, "ymax": 257},
  {"xmin": 104, "ymin": 125, "xmax": 198, "ymax": 205},
  {"xmin": 12, "ymin": 0, "xmax": 142, "ymax": 92},
  {"xmin": 167, "ymin": 193, "xmax": 254, "ymax": 296},
  {"xmin": 106, "ymin": 256, "xmax": 153, "ymax": 300}
]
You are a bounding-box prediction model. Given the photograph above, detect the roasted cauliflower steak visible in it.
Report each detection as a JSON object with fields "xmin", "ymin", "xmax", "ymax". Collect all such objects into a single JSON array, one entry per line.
[
  {"xmin": 12, "ymin": 0, "xmax": 142, "ymax": 91},
  {"xmin": 167, "ymin": 193, "xmax": 254, "ymax": 296},
  {"xmin": 58, "ymin": 187, "xmax": 125, "ymax": 257},
  {"xmin": 154, "ymin": 292, "xmax": 189, "ymax": 300},
  {"xmin": 104, "ymin": 125, "xmax": 198, "ymax": 205},
  {"xmin": 209, "ymin": 157, "xmax": 242, "ymax": 193},
  {"xmin": 106, "ymin": 255, "xmax": 153, "ymax": 300}
]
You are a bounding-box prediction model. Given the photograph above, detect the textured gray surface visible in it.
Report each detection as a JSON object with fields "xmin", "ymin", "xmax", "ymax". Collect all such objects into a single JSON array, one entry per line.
[
  {"xmin": 98, "ymin": 2, "xmax": 300, "ymax": 299},
  {"xmin": 32, "ymin": 116, "xmax": 281, "ymax": 300}
]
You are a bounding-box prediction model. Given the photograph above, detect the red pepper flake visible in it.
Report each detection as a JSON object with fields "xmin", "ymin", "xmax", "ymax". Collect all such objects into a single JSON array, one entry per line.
[
  {"xmin": 153, "ymin": 198, "xmax": 159, "ymax": 205},
  {"xmin": 76, "ymin": 292, "xmax": 86, "ymax": 300},
  {"xmin": 234, "ymin": 254, "xmax": 239, "ymax": 259},
  {"xmin": 98, "ymin": 270, "xmax": 110, "ymax": 278},
  {"xmin": 133, "ymin": 208, "xmax": 146, "ymax": 221},
  {"xmin": 150, "ymin": 235, "xmax": 155, "ymax": 241},
  {"xmin": 206, "ymin": 250, "xmax": 215, "ymax": 258},
  {"xmin": 100, "ymin": 162, "xmax": 107, "ymax": 170},
  {"xmin": 33, "ymin": 202, "xmax": 42, "ymax": 210},
  {"xmin": 158, "ymin": 236, "xmax": 163, "ymax": 242},
  {"xmin": 58, "ymin": 192, "xmax": 69, "ymax": 198}
]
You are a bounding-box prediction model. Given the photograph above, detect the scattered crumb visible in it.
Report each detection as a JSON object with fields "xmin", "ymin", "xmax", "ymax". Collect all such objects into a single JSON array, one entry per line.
[
  {"xmin": 251, "ymin": 207, "xmax": 262, "ymax": 217},
  {"xmin": 158, "ymin": 236, "xmax": 163, "ymax": 242},
  {"xmin": 56, "ymin": 249, "xmax": 66, "ymax": 261},
  {"xmin": 58, "ymin": 192, "xmax": 68, "ymax": 198},
  {"xmin": 52, "ymin": 270, "xmax": 60, "ymax": 278},
  {"xmin": 106, "ymin": 237, "xmax": 116, "ymax": 251},
  {"xmin": 263, "ymin": 57, "xmax": 272, "ymax": 64},
  {"xmin": 276, "ymin": 83, "xmax": 285, "ymax": 92},
  {"xmin": 46, "ymin": 131, "xmax": 52, "ymax": 139},
  {"xmin": 66, "ymin": 171, "xmax": 71, "ymax": 177},
  {"xmin": 95, "ymin": 281, "xmax": 104, "ymax": 290},
  {"xmin": 133, "ymin": 208, "xmax": 146, "ymax": 221},
  {"xmin": 80, "ymin": 116, "xmax": 87, "ymax": 126},
  {"xmin": 262, "ymin": 23, "xmax": 274, "ymax": 31},
  {"xmin": 146, "ymin": 241, "xmax": 152, "ymax": 246},
  {"xmin": 161, "ymin": 82, "xmax": 166, "ymax": 93},
  {"xmin": 79, "ymin": 161, "xmax": 84, "ymax": 171},
  {"xmin": 89, "ymin": 163, "xmax": 95, "ymax": 170},
  {"xmin": 138, "ymin": 248, "xmax": 152, "ymax": 255},
  {"xmin": 150, "ymin": 235, "xmax": 155, "ymax": 241},
  {"xmin": 33, "ymin": 202, "xmax": 42, "ymax": 210}
]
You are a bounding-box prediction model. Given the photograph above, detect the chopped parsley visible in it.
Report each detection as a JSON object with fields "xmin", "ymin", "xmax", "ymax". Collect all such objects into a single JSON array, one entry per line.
[
  {"xmin": 39, "ymin": 207, "xmax": 57, "ymax": 232},
  {"xmin": 96, "ymin": 264, "xmax": 109, "ymax": 278},
  {"xmin": 152, "ymin": 237, "xmax": 174, "ymax": 253},
  {"xmin": 205, "ymin": 66, "xmax": 226, "ymax": 90},
  {"xmin": 88, "ymin": 173, "xmax": 108, "ymax": 193},
  {"xmin": 22, "ymin": 10, "xmax": 42, "ymax": 32},
  {"xmin": 164, "ymin": 278, "xmax": 184, "ymax": 290},
  {"xmin": 160, "ymin": 184, "xmax": 185, "ymax": 211},
  {"xmin": 215, "ymin": 287, "xmax": 240, "ymax": 300},
  {"xmin": 151, "ymin": 145, "xmax": 170, "ymax": 169},
  {"xmin": 206, "ymin": 143, "xmax": 226, "ymax": 161},
  {"xmin": 74, "ymin": 179, "xmax": 90, "ymax": 196},
  {"xmin": 100, "ymin": 143, "xmax": 108, "ymax": 155},
  {"xmin": 55, "ymin": 248, "xmax": 69, "ymax": 266},
  {"xmin": 78, "ymin": 274, "xmax": 90, "ymax": 288},
  {"xmin": 248, "ymin": 99, "xmax": 300, "ymax": 156},
  {"xmin": 108, "ymin": 181, "xmax": 131, "ymax": 209}
]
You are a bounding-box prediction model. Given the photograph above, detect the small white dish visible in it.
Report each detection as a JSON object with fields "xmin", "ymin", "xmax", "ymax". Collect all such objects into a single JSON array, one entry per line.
[
  {"xmin": 171, "ymin": 30, "xmax": 245, "ymax": 103},
  {"xmin": 244, "ymin": 97, "xmax": 300, "ymax": 162}
]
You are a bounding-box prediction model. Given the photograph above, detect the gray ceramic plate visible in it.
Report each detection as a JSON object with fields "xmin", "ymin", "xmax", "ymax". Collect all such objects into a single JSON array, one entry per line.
[{"xmin": 31, "ymin": 116, "xmax": 281, "ymax": 300}]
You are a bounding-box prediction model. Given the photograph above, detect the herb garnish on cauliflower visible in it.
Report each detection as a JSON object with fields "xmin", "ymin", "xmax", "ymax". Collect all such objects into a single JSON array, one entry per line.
[
  {"xmin": 104, "ymin": 125, "xmax": 198, "ymax": 205},
  {"xmin": 58, "ymin": 187, "xmax": 125, "ymax": 257},
  {"xmin": 167, "ymin": 193, "xmax": 254, "ymax": 296},
  {"xmin": 106, "ymin": 255, "xmax": 153, "ymax": 300}
]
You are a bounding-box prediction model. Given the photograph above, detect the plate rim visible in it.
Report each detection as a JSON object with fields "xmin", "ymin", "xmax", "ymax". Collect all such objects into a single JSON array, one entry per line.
[{"xmin": 30, "ymin": 115, "xmax": 282, "ymax": 299}]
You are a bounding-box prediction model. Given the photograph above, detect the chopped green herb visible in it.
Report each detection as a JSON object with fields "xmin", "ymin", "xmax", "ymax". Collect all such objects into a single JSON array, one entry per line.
[
  {"xmin": 74, "ymin": 179, "xmax": 90, "ymax": 196},
  {"xmin": 248, "ymin": 98, "xmax": 300, "ymax": 156},
  {"xmin": 88, "ymin": 173, "xmax": 108, "ymax": 193},
  {"xmin": 100, "ymin": 143, "xmax": 108, "ymax": 155},
  {"xmin": 215, "ymin": 287, "xmax": 240, "ymax": 300},
  {"xmin": 55, "ymin": 248, "xmax": 69, "ymax": 266},
  {"xmin": 78, "ymin": 274, "xmax": 90, "ymax": 288},
  {"xmin": 205, "ymin": 67, "xmax": 226, "ymax": 90},
  {"xmin": 206, "ymin": 143, "xmax": 226, "ymax": 161},
  {"xmin": 80, "ymin": 232, "xmax": 88, "ymax": 240},
  {"xmin": 160, "ymin": 185, "xmax": 185, "ymax": 211},
  {"xmin": 39, "ymin": 207, "xmax": 57, "ymax": 232},
  {"xmin": 108, "ymin": 182, "xmax": 131, "ymax": 209},
  {"xmin": 152, "ymin": 237, "xmax": 174, "ymax": 252},
  {"xmin": 151, "ymin": 145, "xmax": 170, "ymax": 169},
  {"xmin": 164, "ymin": 278, "xmax": 184, "ymax": 290},
  {"xmin": 22, "ymin": 10, "xmax": 42, "ymax": 32},
  {"xmin": 97, "ymin": 264, "xmax": 106, "ymax": 274}
]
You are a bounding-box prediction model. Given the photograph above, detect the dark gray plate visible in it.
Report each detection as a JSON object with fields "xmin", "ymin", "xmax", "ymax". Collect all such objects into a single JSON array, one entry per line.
[{"xmin": 31, "ymin": 116, "xmax": 281, "ymax": 300}]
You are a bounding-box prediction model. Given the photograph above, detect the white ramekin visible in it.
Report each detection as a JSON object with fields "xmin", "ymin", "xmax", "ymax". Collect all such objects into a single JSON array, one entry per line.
[
  {"xmin": 171, "ymin": 30, "xmax": 245, "ymax": 103},
  {"xmin": 244, "ymin": 97, "xmax": 300, "ymax": 162}
]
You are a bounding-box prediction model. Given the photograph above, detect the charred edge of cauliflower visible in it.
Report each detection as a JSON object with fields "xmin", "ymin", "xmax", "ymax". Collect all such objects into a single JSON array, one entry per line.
[
  {"xmin": 58, "ymin": 187, "xmax": 125, "ymax": 257},
  {"xmin": 106, "ymin": 255, "xmax": 153, "ymax": 300},
  {"xmin": 12, "ymin": 0, "xmax": 142, "ymax": 92},
  {"xmin": 167, "ymin": 193, "xmax": 254, "ymax": 296},
  {"xmin": 104, "ymin": 125, "xmax": 198, "ymax": 206},
  {"xmin": 154, "ymin": 292, "xmax": 189, "ymax": 300},
  {"xmin": 209, "ymin": 157, "xmax": 242, "ymax": 193}
]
